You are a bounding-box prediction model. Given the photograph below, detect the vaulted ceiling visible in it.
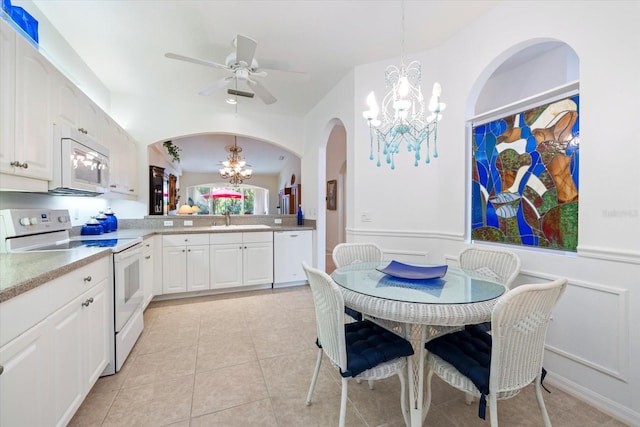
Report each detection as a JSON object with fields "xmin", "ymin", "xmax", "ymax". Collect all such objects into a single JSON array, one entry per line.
[{"xmin": 32, "ymin": 0, "xmax": 500, "ymax": 174}]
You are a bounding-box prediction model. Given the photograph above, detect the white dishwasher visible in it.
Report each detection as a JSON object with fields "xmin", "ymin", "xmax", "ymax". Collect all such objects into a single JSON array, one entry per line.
[{"xmin": 273, "ymin": 230, "xmax": 313, "ymax": 287}]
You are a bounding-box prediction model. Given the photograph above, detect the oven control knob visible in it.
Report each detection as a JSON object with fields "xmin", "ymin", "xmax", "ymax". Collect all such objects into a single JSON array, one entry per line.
[
  {"xmin": 29, "ymin": 217, "xmax": 38, "ymax": 225},
  {"xmin": 19, "ymin": 217, "xmax": 30, "ymax": 226},
  {"xmin": 58, "ymin": 215, "xmax": 68, "ymax": 223}
]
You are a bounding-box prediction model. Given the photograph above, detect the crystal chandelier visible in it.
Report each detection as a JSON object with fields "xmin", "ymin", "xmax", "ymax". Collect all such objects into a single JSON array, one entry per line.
[
  {"xmin": 362, "ymin": 2, "xmax": 446, "ymax": 169},
  {"xmin": 219, "ymin": 137, "xmax": 253, "ymax": 185}
]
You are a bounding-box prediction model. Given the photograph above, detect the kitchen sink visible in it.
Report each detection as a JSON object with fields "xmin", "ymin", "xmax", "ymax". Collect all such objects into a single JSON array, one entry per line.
[{"xmin": 210, "ymin": 224, "xmax": 271, "ymax": 230}]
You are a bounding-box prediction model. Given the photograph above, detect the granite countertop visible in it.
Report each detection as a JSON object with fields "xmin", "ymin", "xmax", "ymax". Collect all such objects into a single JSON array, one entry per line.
[
  {"xmin": 0, "ymin": 248, "xmax": 112, "ymax": 303},
  {"xmin": 1, "ymin": 225, "xmax": 314, "ymax": 303}
]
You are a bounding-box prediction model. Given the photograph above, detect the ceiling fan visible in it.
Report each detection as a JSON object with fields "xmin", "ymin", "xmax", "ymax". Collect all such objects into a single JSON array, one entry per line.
[{"xmin": 165, "ymin": 35, "xmax": 293, "ymax": 105}]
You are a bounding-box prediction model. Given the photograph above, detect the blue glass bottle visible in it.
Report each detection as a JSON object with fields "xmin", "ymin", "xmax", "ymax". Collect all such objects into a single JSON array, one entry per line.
[{"xmin": 297, "ymin": 205, "xmax": 303, "ymax": 225}]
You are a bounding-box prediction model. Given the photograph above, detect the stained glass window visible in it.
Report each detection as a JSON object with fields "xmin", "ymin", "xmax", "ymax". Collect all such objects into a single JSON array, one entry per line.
[{"xmin": 471, "ymin": 95, "xmax": 580, "ymax": 251}]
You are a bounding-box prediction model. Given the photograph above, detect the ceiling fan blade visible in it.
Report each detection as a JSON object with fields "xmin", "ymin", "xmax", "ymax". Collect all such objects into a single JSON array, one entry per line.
[
  {"xmin": 235, "ymin": 35, "xmax": 257, "ymax": 67},
  {"xmin": 247, "ymin": 79, "xmax": 276, "ymax": 105},
  {"xmin": 165, "ymin": 52, "xmax": 228, "ymax": 70},
  {"xmin": 198, "ymin": 77, "xmax": 232, "ymax": 96}
]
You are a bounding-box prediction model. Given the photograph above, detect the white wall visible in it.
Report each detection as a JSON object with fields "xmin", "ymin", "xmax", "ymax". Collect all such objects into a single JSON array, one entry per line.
[{"xmin": 302, "ymin": 1, "xmax": 639, "ymax": 424}]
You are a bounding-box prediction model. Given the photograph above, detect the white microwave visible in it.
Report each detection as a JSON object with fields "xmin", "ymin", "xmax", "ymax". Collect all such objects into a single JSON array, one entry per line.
[{"xmin": 49, "ymin": 125, "xmax": 110, "ymax": 196}]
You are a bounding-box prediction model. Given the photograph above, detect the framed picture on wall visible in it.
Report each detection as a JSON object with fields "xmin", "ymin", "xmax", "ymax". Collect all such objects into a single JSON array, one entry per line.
[{"xmin": 327, "ymin": 180, "xmax": 337, "ymax": 210}]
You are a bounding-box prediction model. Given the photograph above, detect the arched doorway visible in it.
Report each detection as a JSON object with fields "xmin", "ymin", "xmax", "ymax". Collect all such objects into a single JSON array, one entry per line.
[{"xmin": 325, "ymin": 124, "xmax": 346, "ymax": 273}]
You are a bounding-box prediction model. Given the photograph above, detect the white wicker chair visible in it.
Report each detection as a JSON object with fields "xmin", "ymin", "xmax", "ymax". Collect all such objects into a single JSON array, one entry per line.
[
  {"xmin": 424, "ymin": 278, "xmax": 568, "ymax": 427},
  {"xmin": 332, "ymin": 242, "xmax": 384, "ymax": 268},
  {"xmin": 458, "ymin": 247, "xmax": 521, "ymax": 289},
  {"xmin": 302, "ymin": 262, "xmax": 412, "ymax": 427}
]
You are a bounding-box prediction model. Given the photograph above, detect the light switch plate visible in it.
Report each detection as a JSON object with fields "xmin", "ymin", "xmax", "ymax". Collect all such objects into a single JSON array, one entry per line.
[
  {"xmin": 274, "ymin": 218, "xmax": 282, "ymax": 224},
  {"xmin": 164, "ymin": 220, "xmax": 173, "ymax": 226}
]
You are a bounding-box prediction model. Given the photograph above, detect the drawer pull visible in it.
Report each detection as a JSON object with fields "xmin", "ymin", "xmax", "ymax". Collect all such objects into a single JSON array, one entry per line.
[
  {"xmin": 81, "ymin": 297, "xmax": 94, "ymax": 307},
  {"xmin": 84, "ymin": 276, "xmax": 92, "ymax": 282}
]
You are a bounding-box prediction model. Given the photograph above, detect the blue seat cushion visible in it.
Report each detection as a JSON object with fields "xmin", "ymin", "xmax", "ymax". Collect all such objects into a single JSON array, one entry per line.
[
  {"xmin": 341, "ymin": 320, "xmax": 414, "ymax": 378},
  {"xmin": 344, "ymin": 306, "xmax": 363, "ymax": 321},
  {"xmin": 426, "ymin": 324, "xmax": 492, "ymax": 418}
]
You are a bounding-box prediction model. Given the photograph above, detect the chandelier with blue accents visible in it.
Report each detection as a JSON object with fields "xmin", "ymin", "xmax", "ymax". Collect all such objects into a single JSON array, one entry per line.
[{"xmin": 362, "ymin": 2, "xmax": 446, "ymax": 169}]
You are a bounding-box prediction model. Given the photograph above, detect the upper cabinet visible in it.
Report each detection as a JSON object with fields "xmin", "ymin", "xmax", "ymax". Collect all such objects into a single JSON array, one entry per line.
[
  {"xmin": 0, "ymin": 18, "xmax": 53, "ymax": 188},
  {"xmin": 105, "ymin": 118, "xmax": 138, "ymax": 197},
  {"xmin": 53, "ymin": 73, "xmax": 101, "ymax": 142},
  {"xmin": 0, "ymin": 18, "xmax": 138, "ymax": 198}
]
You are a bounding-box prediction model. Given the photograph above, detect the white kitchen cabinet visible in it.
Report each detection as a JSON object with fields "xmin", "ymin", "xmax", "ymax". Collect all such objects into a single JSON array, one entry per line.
[
  {"xmin": 50, "ymin": 269, "xmax": 110, "ymax": 427},
  {"xmin": 209, "ymin": 233, "xmax": 243, "ymax": 288},
  {"xmin": 107, "ymin": 121, "xmax": 138, "ymax": 197},
  {"xmin": 0, "ymin": 18, "xmax": 16, "ymax": 178},
  {"xmin": 243, "ymin": 233, "xmax": 274, "ymax": 286},
  {"xmin": 210, "ymin": 232, "xmax": 273, "ymax": 289},
  {"xmin": 142, "ymin": 236, "xmax": 155, "ymax": 309},
  {"xmin": 53, "ymin": 71, "xmax": 102, "ymax": 142},
  {"xmin": 0, "ymin": 256, "xmax": 110, "ymax": 427},
  {"xmin": 0, "ymin": 18, "xmax": 53, "ymax": 189},
  {"xmin": 273, "ymin": 230, "xmax": 313, "ymax": 286},
  {"xmin": 0, "ymin": 319, "xmax": 53, "ymax": 427},
  {"xmin": 162, "ymin": 234, "xmax": 210, "ymax": 294}
]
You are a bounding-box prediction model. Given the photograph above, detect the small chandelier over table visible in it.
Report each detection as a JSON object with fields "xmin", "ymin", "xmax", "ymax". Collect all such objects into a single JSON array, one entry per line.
[
  {"xmin": 362, "ymin": 1, "xmax": 446, "ymax": 169},
  {"xmin": 219, "ymin": 137, "xmax": 253, "ymax": 185}
]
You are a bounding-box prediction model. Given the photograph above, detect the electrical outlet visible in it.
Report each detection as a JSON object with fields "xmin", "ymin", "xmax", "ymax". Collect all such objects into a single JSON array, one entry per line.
[
  {"xmin": 184, "ymin": 220, "xmax": 193, "ymax": 226},
  {"xmin": 164, "ymin": 220, "xmax": 173, "ymax": 227},
  {"xmin": 274, "ymin": 218, "xmax": 282, "ymax": 224}
]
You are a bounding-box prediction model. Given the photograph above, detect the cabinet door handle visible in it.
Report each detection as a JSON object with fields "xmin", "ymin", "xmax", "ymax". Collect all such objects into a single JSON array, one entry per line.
[
  {"xmin": 10, "ymin": 161, "xmax": 27, "ymax": 168},
  {"xmin": 0, "ymin": 365, "xmax": 3, "ymax": 375},
  {"xmin": 145, "ymin": 255, "xmax": 151, "ymax": 259},
  {"xmin": 110, "ymin": 185, "xmax": 117, "ymax": 188},
  {"xmin": 129, "ymin": 188, "xmax": 135, "ymax": 192},
  {"xmin": 78, "ymin": 127, "xmax": 88, "ymax": 134},
  {"xmin": 84, "ymin": 276, "xmax": 92, "ymax": 282},
  {"xmin": 289, "ymin": 234, "xmax": 298, "ymax": 238},
  {"xmin": 182, "ymin": 249, "xmax": 185, "ymax": 252},
  {"xmin": 187, "ymin": 249, "xmax": 191, "ymax": 252},
  {"xmin": 244, "ymin": 246, "xmax": 247, "ymax": 249}
]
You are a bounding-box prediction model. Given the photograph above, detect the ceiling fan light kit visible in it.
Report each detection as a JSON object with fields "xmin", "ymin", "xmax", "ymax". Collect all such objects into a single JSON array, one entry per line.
[{"xmin": 165, "ymin": 34, "xmax": 284, "ymax": 106}]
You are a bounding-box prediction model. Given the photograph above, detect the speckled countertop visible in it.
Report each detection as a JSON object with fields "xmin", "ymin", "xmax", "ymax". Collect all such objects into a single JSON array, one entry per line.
[
  {"xmin": 1, "ymin": 225, "xmax": 314, "ymax": 303},
  {"xmin": 0, "ymin": 248, "xmax": 112, "ymax": 303}
]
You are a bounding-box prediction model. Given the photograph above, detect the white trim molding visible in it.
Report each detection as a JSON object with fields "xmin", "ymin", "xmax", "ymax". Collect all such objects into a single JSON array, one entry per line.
[
  {"xmin": 578, "ymin": 245, "xmax": 640, "ymax": 265},
  {"xmin": 346, "ymin": 227, "xmax": 464, "ymax": 241}
]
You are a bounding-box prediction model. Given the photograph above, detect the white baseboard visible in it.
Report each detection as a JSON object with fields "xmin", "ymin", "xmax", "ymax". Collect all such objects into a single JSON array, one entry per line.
[{"xmin": 545, "ymin": 372, "xmax": 639, "ymax": 426}]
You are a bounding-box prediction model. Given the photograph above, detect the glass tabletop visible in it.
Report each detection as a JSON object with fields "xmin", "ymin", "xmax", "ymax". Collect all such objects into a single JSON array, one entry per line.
[{"xmin": 331, "ymin": 262, "xmax": 506, "ymax": 304}]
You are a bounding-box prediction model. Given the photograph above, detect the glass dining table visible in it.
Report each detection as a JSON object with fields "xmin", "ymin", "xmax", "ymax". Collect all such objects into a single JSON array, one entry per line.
[{"xmin": 331, "ymin": 262, "xmax": 506, "ymax": 426}]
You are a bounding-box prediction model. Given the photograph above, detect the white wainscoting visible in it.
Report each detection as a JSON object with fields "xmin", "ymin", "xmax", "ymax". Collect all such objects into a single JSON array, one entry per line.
[{"xmin": 520, "ymin": 270, "xmax": 629, "ymax": 382}]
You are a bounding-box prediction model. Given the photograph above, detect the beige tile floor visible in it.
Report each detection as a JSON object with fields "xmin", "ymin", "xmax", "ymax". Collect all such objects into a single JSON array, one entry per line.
[{"xmin": 70, "ymin": 286, "xmax": 629, "ymax": 427}]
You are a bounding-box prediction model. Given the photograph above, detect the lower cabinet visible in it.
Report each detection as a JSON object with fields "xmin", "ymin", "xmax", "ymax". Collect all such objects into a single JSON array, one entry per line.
[
  {"xmin": 50, "ymin": 278, "xmax": 109, "ymax": 426},
  {"xmin": 162, "ymin": 234, "xmax": 210, "ymax": 294},
  {"xmin": 210, "ymin": 232, "xmax": 273, "ymax": 289},
  {"xmin": 142, "ymin": 236, "xmax": 156, "ymax": 308},
  {"xmin": 0, "ymin": 319, "xmax": 52, "ymax": 426},
  {"xmin": 0, "ymin": 257, "xmax": 110, "ymax": 427}
]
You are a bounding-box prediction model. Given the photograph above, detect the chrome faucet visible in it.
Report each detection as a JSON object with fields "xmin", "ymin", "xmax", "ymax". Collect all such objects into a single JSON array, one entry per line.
[{"xmin": 224, "ymin": 211, "xmax": 231, "ymax": 226}]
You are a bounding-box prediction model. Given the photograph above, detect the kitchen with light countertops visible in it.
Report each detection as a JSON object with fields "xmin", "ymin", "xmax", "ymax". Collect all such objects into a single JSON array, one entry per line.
[{"xmin": 1, "ymin": 1, "xmax": 639, "ymax": 427}]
